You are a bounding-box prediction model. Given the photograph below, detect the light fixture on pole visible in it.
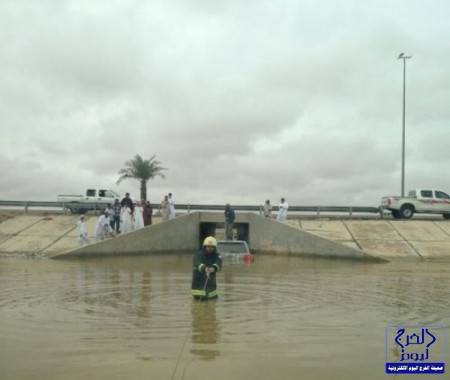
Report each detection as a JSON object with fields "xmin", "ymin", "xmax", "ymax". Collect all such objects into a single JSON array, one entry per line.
[{"xmin": 398, "ymin": 52, "xmax": 412, "ymax": 197}]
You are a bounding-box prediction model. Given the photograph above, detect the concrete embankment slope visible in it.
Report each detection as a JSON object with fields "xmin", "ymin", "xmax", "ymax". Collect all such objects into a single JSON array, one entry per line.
[
  {"xmin": 286, "ymin": 218, "xmax": 450, "ymax": 260},
  {"xmin": 0, "ymin": 212, "xmax": 449, "ymax": 260},
  {"xmin": 247, "ymin": 213, "xmax": 382, "ymax": 260}
]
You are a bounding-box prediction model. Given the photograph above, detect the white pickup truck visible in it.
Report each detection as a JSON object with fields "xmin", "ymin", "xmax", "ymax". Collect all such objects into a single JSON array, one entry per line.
[
  {"xmin": 58, "ymin": 188, "xmax": 121, "ymax": 213},
  {"xmin": 380, "ymin": 189, "xmax": 450, "ymax": 219}
]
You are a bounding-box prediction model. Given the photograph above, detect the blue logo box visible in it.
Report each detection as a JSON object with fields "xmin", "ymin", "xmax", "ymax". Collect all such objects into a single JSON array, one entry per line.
[{"xmin": 386, "ymin": 325, "xmax": 445, "ymax": 374}]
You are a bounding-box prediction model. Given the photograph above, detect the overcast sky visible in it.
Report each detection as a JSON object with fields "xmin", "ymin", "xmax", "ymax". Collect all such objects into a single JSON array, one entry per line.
[{"xmin": 1, "ymin": 0, "xmax": 449, "ymax": 207}]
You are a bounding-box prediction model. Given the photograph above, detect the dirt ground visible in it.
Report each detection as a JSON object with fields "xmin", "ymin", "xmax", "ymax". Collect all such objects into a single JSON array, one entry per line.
[{"xmin": 0, "ymin": 212, "xmax": 15, "ymax": 224}]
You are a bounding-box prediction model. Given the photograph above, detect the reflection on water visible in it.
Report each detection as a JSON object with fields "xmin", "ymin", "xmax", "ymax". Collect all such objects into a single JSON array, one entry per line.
[
  {"xmin": 0, "ymin": 254, "xmax": 449, "ymax": 380},
  {"xmin": 191, "ymin": 302, "xmax": 220, "ymax": 360}
]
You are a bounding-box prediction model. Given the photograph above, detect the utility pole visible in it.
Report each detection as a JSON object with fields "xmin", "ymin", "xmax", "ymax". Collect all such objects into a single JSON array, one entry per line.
[{"xmin": 397, "ymin": 53, "xmax": 412, "ymax": 197}]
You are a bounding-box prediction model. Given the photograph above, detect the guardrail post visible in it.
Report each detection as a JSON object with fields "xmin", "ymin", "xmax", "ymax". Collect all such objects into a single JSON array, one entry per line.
[
  {"xmin": 349, "ymin": 207, "xmax": 353, "ymax": 219},
  {"xmin": 24, "ymin": 202, "xmax": 29, "ymax": 214},
  {"xmin": 317, "ymin": 206, "xmax": 320, "ymax": 217}
]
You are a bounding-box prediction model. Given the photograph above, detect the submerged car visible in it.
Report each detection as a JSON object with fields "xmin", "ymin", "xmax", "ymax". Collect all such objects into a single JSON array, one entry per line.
[{"xmin": 216, "ymin": 240, "xmax": 254, "ymax": 263}]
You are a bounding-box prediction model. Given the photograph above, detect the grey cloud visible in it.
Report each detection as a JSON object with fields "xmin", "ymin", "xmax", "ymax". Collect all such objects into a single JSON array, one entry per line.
[{"xmin": 1, "ymin": 0, "xmax": 450, "ymax": 207}]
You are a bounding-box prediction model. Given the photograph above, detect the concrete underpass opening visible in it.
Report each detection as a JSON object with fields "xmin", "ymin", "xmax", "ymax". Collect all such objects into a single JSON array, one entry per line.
[
  {"xmin": 234, "ymin": 223, "xmax": 249, "ymax": 242},
  {"xmin": 199, "ymin": 222, "xmax": 250, "ymax": 245},
  {"xmin": 199, "ymin": 222, "xmax": 217, "ymax": 247}
]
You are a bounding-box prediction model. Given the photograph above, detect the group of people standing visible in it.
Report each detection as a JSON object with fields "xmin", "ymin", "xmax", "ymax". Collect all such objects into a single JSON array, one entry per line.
[
  {"xmin": 107, "ymin": 193, "xmax": 153, "ymax": 235},
  {"xmin": 261, "ymin": 197, "xmax": 289, "ymax": 222},
  {"xmin": 222, "ymin": 197, "xmax": 288, "ymax": 241},
  {"xmin": 76, "ymin": 192, "xmax": 289, "ymax": 247},
  {"xmin": 76, "ymin": 192, "xmax": 155, "ymax": 246}
]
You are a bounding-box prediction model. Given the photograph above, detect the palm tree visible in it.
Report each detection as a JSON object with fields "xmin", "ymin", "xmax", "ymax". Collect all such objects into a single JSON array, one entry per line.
[{"xmin": 116, "ymin": 154, "xmax": 167, "ymax": 201}]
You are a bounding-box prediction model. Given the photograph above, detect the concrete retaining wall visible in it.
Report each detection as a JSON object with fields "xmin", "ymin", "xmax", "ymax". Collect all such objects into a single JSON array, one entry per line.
[
  {"xmin": 54, "ymin": 213, "xmax": 200, "ymax": 259},
  {"xmin": 247, "ymin": 214, "xmax": 383, "ymax": 260},
  {"xmin": 52, "ymin": 212, "xmax": 383, "ymax": 261}
]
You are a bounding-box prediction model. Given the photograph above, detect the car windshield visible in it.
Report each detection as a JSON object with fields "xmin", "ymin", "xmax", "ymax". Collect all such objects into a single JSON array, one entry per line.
[{"xmin": 217, "ymin": 241, "xmax": 248, "ymax": 254}]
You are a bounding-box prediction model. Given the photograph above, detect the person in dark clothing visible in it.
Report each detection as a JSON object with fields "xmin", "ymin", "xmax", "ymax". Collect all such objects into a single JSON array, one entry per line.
[
  {"xmin": 191, "ymin": 236, "xmax": 223, "ymax": 301},
  {"xmin": 224, "ymin": 204, "xmax": 235, "ymax": 240},
  {"xmin": 112, "ymin": 199, "xmax": 122, "ymax": 233},
  {"xmin": 143, "ymin": 201, "xmax": 153, "ymax": 226},
  {"xmin": 120, "ymin": 192, "xmax": 134, "ymax": 212}
]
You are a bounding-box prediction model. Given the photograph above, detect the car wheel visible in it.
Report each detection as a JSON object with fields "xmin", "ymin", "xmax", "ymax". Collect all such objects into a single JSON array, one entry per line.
[
  {"xmin": 392, "ymin": 210, "xmax": 401, "ymax": 219},
  {"xmin": 400, "ymin": 204, "xmax": 414, "ymax": 219}
]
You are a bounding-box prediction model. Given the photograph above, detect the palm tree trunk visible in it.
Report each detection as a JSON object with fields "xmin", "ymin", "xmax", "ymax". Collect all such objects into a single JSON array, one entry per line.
[{"xmin": 140, "ymin": 180, "xmax": 147, "ymax": 201}]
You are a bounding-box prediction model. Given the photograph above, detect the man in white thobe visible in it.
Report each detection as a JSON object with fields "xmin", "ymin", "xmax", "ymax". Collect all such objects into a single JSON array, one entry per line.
[
  {"xmin": 168, "ymin": 192, "xmax": 176, "ymax": 220},
  {"xmin": 95, "ymin": 211, "xmax": 114, "ymax": 241},
  {"xmin": 277, "ymin": 198, "xmax": 289, "ymax": 223},
  {"xmin": 133, "ymin": 202, "xmax": 144, "ymax": 230},
  {"xmin": 77, "ymin": 215, "xmax": 89, "ymax": 246}
]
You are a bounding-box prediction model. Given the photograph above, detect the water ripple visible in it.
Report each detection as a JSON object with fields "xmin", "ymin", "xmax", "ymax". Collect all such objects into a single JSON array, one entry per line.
[{"xmin": 1, "ymin": 255, "xmax": 449, "ymax": 380}]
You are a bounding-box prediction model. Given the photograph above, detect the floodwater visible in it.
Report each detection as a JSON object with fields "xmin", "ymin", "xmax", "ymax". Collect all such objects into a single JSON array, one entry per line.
[{"xmin": 0, "ymin": 254, "xmax": 449, "ymax": 380}]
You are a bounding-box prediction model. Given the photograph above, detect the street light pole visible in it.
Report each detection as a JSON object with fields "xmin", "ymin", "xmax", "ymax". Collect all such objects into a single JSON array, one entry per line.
[{"xmin": 398, "ymin": 53, "xmax": 412, "ymax": 197}]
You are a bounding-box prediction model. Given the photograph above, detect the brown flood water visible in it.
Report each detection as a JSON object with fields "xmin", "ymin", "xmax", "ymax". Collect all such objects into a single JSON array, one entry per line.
[{"xmin": 0, "ymin": 254, "xmax": 449, "ymax": 380}]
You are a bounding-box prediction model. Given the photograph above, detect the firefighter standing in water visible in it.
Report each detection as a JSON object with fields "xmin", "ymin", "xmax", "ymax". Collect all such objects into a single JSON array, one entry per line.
[{"xmin": 191, "ymin": 236, "xmax": 223, "ymax": 300}]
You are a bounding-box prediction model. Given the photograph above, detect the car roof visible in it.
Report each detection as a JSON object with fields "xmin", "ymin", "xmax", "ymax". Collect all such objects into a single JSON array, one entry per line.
[
  {"xmin": 217, "ymin": 240, "xmax": 247, "ymax": 243},
  {"xmin": 216, "ymin": 240, "xmax": 250, "ymax": 254}
]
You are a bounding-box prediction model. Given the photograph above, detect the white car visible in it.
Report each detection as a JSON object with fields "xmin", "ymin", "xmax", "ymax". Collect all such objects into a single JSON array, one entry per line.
[{"xmin": 216, "ymin": 240, "xmax": 253, "ymax": 263}]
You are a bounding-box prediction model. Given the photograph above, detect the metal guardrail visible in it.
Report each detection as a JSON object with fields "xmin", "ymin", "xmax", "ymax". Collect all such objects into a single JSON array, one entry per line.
[
  {"xmin": 0, "ymin": 201, "xmax": 107, "ymax": 213},
  {"xmin": 178, "ymin": 204, "xmax": 381, "ymax": 217},
  {"xmin": 0, "ymin": 200, "xmax": 382, "ymax": 218}
]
